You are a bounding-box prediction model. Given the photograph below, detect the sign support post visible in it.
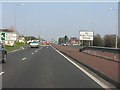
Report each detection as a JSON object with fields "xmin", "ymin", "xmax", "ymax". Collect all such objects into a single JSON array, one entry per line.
[{"xmin": 79, "ymin": 30, "xmax": 94, "ymax": 47}]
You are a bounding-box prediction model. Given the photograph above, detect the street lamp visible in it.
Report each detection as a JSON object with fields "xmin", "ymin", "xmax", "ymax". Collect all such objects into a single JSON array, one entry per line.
[
  {"xmin": 109, "ymin": 8, "xmax": 118, "ymax": 48},
  {"xmin": 87, "ymin": 20, "xmax": 94, "ymax": 46},
  {"xmin": 14, "ymin": 3, "xmax": 24, "ymax": 31}
]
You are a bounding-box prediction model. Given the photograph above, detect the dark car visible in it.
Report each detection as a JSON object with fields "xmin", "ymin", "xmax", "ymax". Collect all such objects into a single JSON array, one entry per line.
[{"xmin": 0, "ymin": 43, "xmax": 7, "ymax": 63}]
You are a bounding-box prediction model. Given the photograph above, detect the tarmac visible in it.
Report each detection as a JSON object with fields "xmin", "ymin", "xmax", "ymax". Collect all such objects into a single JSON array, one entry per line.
[{"xmin": 52, "ymin": 44, "xmax": 120, "ymax": 88}]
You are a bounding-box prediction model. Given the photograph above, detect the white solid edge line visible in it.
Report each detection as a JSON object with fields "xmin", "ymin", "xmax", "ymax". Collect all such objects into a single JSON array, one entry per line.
[
  {"xmin": 0, "ymin": 72, "xmax": 4, "ymax": 75},
  {"xmin": 51, "ymin": 46, "xmax": 109, "ymax": 88}
]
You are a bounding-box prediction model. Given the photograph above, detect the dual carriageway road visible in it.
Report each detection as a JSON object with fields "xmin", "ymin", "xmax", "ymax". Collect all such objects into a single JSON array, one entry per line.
[{"xmin": 0, "ymin": 45, "xmax": 117, "ymax": 89}]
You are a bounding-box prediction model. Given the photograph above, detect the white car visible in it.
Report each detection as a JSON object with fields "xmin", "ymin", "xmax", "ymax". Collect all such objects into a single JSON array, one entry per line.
[
  {"xmin": 61, "ymin": 43, "xmax": 67, "ymax": 46},
  {"xmin": 30, "ymin": 41, "xmax": 39, "ymax": 48}
]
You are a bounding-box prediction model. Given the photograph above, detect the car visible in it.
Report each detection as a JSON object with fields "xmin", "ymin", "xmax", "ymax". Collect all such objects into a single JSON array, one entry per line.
[
  {"xmin": 0, "ymin": 43, "xmax": 7, "ymax": 63},
  {"xmin": 30, "ymin": 41, "xmax": 39, "ymax": 48},
  {"xmin": 61, "ymin": 43, "xmax": 67, "ymax": 46},
  {"xmin": 27, "ymin": 40, "xmax": 32, "ymax": 44}
]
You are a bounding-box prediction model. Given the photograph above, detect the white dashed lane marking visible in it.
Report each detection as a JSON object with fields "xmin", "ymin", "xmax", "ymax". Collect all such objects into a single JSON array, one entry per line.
[
  {"xmin": 35, "ymin": 47, "xmax": 43, "ymax": 53},
  {"xmin": 22, "ymin": 57, "xmax": 27, "ymax": 61},
  {"xmin": 0, "ymin": 72, "xmax": 5, "ymax": 75},
  {"xmin": 35, "ymin": 50, "xmax": 38, "ymax": 53}
]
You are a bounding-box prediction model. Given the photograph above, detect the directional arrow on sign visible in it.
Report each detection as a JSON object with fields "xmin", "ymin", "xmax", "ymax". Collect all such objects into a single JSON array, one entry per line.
[{"xmin": 1, "ymin": 33, "xmax": 5, "ymax": 40}]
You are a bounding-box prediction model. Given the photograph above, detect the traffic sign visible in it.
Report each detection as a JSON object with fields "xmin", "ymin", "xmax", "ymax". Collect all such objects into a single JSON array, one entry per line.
[
  {"xmin": 1, "ymin": 32, "xmax": 5, "ymax": 40},
  {"xmin": 80, "ymin": 31, "xmax": 94, "ymax": 41}
]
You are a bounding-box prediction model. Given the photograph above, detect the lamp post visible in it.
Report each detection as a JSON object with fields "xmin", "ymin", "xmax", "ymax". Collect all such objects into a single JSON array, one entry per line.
[
  {"xmin": 88, "ymin": 20, "xmax": 94, "ymax": 46},
  {"xmin": 14, "ymin": 3, "xmax": 24, "ymax": 43},
  {"xmin": 14, "ymin": 3, "xmax": 24, "ymax": 31},
  {"xmin": 109, "ymin": 8, "xmax": 118, "ymax": 48}
]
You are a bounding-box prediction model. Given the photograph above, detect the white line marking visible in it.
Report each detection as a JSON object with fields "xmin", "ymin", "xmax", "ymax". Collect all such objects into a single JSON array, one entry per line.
[
  {"xmin": 10, "ymin": 49, "xmax": 21, "ymax": 53},
  {"xmin": 51, "ymin": 46, "xmax": 109, "ymax": 88},
  {"xmin": 35, "ymin": 50, "xmax": 38, "ymax": 53},
  {"xmin": 21, "ymin": 47, "xmax": 24, "ymax": 50},
  {"xmin": 39, "ymin": 46, "xmax": 44, "ymax": 50},
  {"xmin": 8, "ymin": 47, "xmax": 26, "ymax": 53},
  {"xmin": 22, "ymin": 57, "xmax": 27, "ymax": 61},
  {"xmin": 34, "ymin": 46, "xmax": 44, "ymax": 53},
  {"xmin": 0, "ymin": 72, "xmax": 4, "ymax": 75}
]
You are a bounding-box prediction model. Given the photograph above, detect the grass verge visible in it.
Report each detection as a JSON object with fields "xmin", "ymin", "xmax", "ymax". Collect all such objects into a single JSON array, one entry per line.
[{"xmin": 5, "ymin": 43, "xmax": 28, "ymax": 52}]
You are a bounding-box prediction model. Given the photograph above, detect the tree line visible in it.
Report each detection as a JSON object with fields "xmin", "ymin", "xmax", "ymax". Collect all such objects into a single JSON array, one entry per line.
[
  {"xmin": 93, "ymin": 34, "xmax": 120, "ymax": 48},
  {"xmin": 58, "ymin": 34, "xmax": 120, "ymax": 48}
]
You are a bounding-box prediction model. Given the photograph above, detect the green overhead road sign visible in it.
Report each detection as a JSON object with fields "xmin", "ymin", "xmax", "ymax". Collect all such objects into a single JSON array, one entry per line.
[{"xmin": 1, "ymin": 32, "xmax": 5, "ymax": 40}]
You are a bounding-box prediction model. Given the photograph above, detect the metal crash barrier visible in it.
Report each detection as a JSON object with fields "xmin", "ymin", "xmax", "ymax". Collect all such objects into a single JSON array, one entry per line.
[{"xmin": 80, "ymin": 46, "xmax": 120, "ymax": 61}]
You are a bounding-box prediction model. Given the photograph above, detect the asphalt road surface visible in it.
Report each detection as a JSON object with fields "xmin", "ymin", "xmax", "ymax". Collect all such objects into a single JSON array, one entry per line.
[{"xmin": 2, "ymin": 46, "xmax": 103, "ymax": 88}]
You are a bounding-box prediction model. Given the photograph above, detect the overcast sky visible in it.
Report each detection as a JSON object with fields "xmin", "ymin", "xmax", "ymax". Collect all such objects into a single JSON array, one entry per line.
[{"xmin": 1, "ymin": 0, "xmax": 119, "ymax": 41}]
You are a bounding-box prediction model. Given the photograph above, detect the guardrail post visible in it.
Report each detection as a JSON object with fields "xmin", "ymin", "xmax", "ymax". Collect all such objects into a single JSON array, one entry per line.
[
  {"xmin": 113, "ymin": 52, "xmax": 117, "ymax": 60},
  {"xmin": 94, "ymin": 50, "xmax": 96, "ymax": 55},
  {"xmin": 102, "ymin": 50, "xmax": 104, "ymax": 57}
]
